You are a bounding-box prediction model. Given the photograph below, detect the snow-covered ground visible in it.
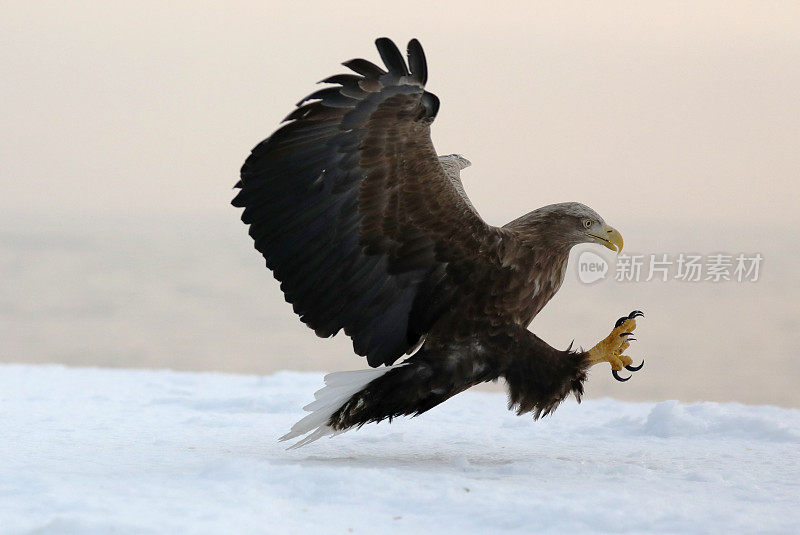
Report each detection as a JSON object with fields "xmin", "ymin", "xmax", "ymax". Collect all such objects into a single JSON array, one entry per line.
[{"xmin": 2, "ymin": 365, "xmax": 799, "ymax": 534}]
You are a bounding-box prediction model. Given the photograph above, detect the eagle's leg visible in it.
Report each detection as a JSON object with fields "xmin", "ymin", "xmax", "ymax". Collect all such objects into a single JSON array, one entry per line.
[{"xmin": 587, "ymin": 310, "xmax": 644, "ymax": 381}]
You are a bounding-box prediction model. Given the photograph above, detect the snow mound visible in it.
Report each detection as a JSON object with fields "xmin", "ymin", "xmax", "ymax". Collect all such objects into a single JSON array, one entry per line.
[
  {"xmin": 1, "ymin": 364, "xmax": 799, "ymax": 534},
  {"xmin": 641, "ymin": 399, "xmax": 800, "ymax": 442}
]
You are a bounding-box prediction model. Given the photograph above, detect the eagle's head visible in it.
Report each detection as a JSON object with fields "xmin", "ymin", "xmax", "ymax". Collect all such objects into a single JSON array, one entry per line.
[{"xmin": 505, "ymin": 202, "xmax": 623, "ymax": 253}]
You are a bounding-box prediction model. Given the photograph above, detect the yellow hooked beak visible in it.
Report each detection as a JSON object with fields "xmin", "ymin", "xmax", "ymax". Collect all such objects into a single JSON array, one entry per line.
[{"xmin": 590, "ymin": 225, "xmax": 624, "ymax": 253}]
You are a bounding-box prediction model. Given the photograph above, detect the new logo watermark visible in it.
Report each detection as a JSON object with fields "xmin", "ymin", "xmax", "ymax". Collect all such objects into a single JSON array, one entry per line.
[
  {"xmin": 577, "ymin": 251, "xmax": 609, "ymax": 284},
  {"xmin": 576, "ymin": 251, "xmax": 763, "ymax": 284}
]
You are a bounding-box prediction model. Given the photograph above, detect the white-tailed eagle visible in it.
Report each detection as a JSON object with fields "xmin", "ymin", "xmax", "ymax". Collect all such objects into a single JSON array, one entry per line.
[{"xmin": 233, "ymin": 38, "xmax": 644, "ymax": 448}]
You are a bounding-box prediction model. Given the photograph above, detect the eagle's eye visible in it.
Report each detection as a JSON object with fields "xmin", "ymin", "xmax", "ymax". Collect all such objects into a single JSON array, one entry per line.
[{"xmin": 583, "ymin": 220, "xmax": 593, "ymax": 229}]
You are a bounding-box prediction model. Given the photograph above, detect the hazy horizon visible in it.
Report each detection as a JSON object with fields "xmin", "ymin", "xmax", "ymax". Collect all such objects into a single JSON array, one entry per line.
[{"xmin": 2, "ymin": 212, "xmax": 797, "ymax": 408}]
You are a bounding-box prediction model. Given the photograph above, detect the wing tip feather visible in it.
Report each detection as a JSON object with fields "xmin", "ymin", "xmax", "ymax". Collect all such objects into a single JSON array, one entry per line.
[
  {"xmin": 375, "ymin": 37, "xmax": 410, "ymax": 78},
  {"xmin": 406, "ymin": 38, "xmax": 427, "ymax": 86}
]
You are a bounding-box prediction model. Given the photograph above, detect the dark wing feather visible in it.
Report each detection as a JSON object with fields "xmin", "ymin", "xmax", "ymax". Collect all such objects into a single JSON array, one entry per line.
[
  {"xmin": 406, "ymin": 39, "xmax": 427, "ymax": 85},
  {"xmin": 342, "ymin": 58, "xmax": 386, "ymax": 79},
  {"xmin": 375, "ymin": 37, "xmax": 409, "ymax": 78},
  {"xmin": 234, "ymin": 38, "xmax": 501, "ymax": 366}
]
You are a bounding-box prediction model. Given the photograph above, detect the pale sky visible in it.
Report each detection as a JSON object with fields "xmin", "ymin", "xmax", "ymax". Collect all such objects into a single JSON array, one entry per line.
[{"xmin": 2, "ymin": 1, "xmax": 798, "ymax": 227}]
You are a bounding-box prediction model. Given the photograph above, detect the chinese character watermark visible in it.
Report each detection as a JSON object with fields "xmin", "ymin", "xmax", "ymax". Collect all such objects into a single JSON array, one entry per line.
[
  {"xmin": 575, "ymin": 251, "xmax": 763, "ymax": 284},
  {"xmin": 675, "ymin": 254, "xmax": 703, "ymax": 282},
  {"xmin": 615, "ymin": 255, "xmax": 644, "ymax": 282}
]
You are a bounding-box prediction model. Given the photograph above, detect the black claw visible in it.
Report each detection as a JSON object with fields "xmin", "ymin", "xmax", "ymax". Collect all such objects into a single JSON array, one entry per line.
[
  {"xmin": 625, "ymin": 337, "xmax": 637, "ymax": 342},
  {"xmin": 612, "ymin": 369, "xmax": 631, "ymax": 382},
  {"xmin": 625, "ymin": 359, "xmax": 645, "ymax": 372},
  {"xmin": 619, "ymin": 332, "xmax": 633, "ymax": 338},
  {"xmin": 616, "ymin": 310, "xmax": 644, "ymax": 327}
]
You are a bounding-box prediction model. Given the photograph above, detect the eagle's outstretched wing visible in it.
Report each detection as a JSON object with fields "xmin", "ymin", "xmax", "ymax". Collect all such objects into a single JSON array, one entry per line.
[{"xmin": 233, "ymin": 38, "xmax": 502, "ymax": 366}]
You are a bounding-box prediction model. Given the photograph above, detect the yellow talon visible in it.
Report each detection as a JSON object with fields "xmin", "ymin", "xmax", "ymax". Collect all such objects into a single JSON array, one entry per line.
[{"xmin": 587, "ymin": 318, "xmax": 637, "ymax": 369}]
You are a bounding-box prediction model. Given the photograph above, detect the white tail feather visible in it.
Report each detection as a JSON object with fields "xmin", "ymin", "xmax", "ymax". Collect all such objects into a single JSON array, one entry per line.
[{"xmin": 280, "ymin": 364, "xmax": 404, "ymax": 449}]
